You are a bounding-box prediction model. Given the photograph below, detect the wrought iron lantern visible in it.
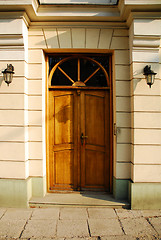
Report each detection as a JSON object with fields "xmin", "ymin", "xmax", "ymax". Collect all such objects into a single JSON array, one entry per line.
[
  {"xmin": 143, "ymin": 65, "xmax": 156, "ymax": 88},
  {"xmin": 2, "ymin": 64, "xmax": 15, "ymax": 86}
]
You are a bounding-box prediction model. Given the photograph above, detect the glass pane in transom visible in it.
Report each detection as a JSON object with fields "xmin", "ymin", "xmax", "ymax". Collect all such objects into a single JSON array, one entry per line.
[{"xmin": 49, "ymin": 54, "xmax": 110, "ymax": 87}]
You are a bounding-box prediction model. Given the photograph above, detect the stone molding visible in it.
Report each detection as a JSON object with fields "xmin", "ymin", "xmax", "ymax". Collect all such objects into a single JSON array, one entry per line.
[
  {"xmin": 0, "ymin": 36, "xmax": 24, "ymax": 46},
  {"xmin": 0, "ymin": 0, "xmax": 161, "ymax": 23},
  {"xmin": 0, "ymin": 13, "xmax": 29, "ymax": 47},
  {"xmin": 0, "ymin": 12, "xmax": 30, "ymax": 27},
  {"xmin": 133, "ymin": 36, "xmax": 160, "ymax": 49},
  {"xmin": 129, "ymin": 16, "xmax": 161, "ymax": 51},
  {"xmin": 125, "ymin": 0, "xmax": 161, "ymax": 5}
]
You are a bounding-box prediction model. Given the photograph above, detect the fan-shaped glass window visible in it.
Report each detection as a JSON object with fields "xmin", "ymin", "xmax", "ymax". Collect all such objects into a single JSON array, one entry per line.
[{"xmin": 48, "ymin": 55, "xmax": 110, "ymax": 87}]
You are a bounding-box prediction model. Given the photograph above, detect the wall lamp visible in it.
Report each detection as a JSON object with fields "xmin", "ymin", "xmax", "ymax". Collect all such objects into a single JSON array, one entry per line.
[
  {"xmin": 143, "ymin": 65, "xmax": 156, "ymax": 88},
  {"xmin": 2, "ymin": 64, "xmax": 15, "ymax": 86}
]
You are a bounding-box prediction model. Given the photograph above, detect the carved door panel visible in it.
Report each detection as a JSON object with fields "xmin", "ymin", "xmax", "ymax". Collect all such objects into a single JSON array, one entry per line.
[
  {"xmin": 48, "ymin": 90, "xmax": 110, "ymax": 191},
  {"xmin": 80, "ymin": 90, "xmax": 110, "ymax": 191},
  {"xmin": 49, "ymin": 90, "xmax": 78, "ymax": 190}
]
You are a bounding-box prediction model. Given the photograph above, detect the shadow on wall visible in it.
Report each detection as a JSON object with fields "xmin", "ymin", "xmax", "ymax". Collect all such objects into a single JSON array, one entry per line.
[
  {"xmin": 0, "ymin": 66, "xmax": 6, "ymax": 87},
  {"xmin": 34, "ymin": 28, "xmax": 112, "ymax": 50},
  {"xmin": 0, "ymin": 76, "xmax": 3, "ymax": 87},
  {"xmin": 133, "ymin": 78, "xmax": 142, "ymax": 92}
]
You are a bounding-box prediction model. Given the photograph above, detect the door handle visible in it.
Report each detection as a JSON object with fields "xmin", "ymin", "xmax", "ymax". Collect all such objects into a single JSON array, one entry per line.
[{"xmin": 80, "ymin": 133, "xmax": 88, "ymax": 145}]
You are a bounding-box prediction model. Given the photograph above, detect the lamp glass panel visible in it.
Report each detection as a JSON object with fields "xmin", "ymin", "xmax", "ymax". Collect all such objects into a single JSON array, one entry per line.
[
  {"xmin": 3, "ymin": 72, "xmax": 7, "ymax": 81},
  {"xmin": 147, "ymin": 74, "xmax": 154, "ymax": 85},
  {"xmin": 5, "ymin": 73, "xmax": 13, "ymax": 84}
]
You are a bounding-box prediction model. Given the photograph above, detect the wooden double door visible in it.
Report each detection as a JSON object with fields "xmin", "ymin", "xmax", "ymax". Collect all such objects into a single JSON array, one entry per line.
[{"xmin": 48, "ymin": 89, "xmax": 110, "ymax": 192}]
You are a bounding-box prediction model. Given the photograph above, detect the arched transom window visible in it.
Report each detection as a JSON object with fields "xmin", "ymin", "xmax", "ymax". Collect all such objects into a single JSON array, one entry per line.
[{"xmin": 48, "ymin": 55, "xmax": 111, "ymax": 87}]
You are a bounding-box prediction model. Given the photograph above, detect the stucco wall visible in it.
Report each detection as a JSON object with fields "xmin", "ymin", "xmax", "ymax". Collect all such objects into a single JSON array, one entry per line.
[
  {"xmin": 129, "ymin": 18, "xmax": 161, "ymax": 209},
  {"xmin": 0, "ymin": 17, "xmax": 29, "ymax": 180},
  {"xmin": 28, "ymin": 25, "xmax": 131, "ymax": 183},
  {"xmin": 0, "ymin": 1, "xmax": 161, "ymax": 209},
  {"xmin": 0, "ymin": 21, "xmax": 131, "ymax": 205},
  {"xmin": 130, "ymin": 19, "xmax": 161, "ymax": 183}
]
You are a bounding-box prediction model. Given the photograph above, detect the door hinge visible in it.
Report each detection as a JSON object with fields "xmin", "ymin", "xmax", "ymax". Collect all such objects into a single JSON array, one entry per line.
[{"xmin": 114, "ymin": 123, "xmax": 117, "ymax": 136}]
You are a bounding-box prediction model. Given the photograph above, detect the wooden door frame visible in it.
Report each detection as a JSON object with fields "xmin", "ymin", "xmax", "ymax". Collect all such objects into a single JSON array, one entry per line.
[{"xmin": 45, "ymin": 49, "xmax": 115, "ymax": 193}]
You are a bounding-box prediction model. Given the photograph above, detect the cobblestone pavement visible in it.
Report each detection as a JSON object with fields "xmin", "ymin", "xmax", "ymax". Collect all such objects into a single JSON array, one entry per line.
[{"xmin": 0, "ymin": 207, "xmax": 161, "ymax": 240}]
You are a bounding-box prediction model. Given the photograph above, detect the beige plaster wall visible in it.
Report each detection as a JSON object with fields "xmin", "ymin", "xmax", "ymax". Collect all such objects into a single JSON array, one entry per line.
[
  {"xmin": 2, "ymin": 17, "xmax": 160, "ymax": 189},
  {"xmin": 0, "ymin": 20, "xmax": 131, "ymax": 182},
  {"xmin": 0, "ymin": 18, "xmax": 29, "ymax": 180},
  {"xmin": 28, "ymin": 26, "xmax": 131, "ymax": 180},
  {"xmin": 130, "ymin": 18, "xmax": 161, "ymax": 183}
]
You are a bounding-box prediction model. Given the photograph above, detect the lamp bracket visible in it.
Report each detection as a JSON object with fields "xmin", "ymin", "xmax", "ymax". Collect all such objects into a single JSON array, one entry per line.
[
  {"xmin": 143, "ymin": 65, "xmax": 156, "ymax": 76},
  {"xmin": 7, "ymin": 64, "xmax": 14, "ymax": 72}
]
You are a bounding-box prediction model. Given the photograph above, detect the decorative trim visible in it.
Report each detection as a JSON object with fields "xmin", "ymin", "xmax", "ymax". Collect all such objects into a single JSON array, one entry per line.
[
  {"xmin": 0, "ymin": 36, "xmax": 24, "ymax": 46},
  {"xmin": 0, "ymin": 12, "xmax": 30, "ymax": 27},
  {"xmin": 30, "ymin": 22, "xmax": 128, "ymax": 27},
  {"xmin": 133, "ymin": 36, "xmax": 160, "ymax": 48},
  {"xmin": 127, "ymin": 11, "xmax": 161, "ymax": 27}
]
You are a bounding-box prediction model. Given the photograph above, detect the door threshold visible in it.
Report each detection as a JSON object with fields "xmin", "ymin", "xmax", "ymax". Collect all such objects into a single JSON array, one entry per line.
[{"xmin": 29, "ymin": 192, "xmax": 130, "ymax": 209}]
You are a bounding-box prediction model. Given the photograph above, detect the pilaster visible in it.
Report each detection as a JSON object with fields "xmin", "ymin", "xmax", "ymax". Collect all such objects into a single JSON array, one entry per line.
[
  {"xmin": 0, "ymin": 13, "xmax": 31, "ymax": 206},
  {"xmin": 129, "ymin": 15, "xmax": 161, "ymax": 209}
]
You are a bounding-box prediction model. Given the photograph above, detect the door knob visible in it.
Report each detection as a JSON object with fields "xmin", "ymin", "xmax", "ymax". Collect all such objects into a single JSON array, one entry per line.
[{"xmin": 80, "ymin": 133, "xmax": 88, "ymax": 145}]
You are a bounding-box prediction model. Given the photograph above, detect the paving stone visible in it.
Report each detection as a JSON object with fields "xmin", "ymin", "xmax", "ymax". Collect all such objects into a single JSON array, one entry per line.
[
  {"xmin": 0, "ymin": 209, "xmax": 6, "ymax": 219},
  {"xmin": 4, "ymin": 239, "xmax": 29, "ymax": 240},
  {"xmin": 0, "ymin": 238, "xmax": 12, "ymax": 240},
  {"xmin": 0, "ymin": 238, "xmax": 10, "ymax": 240},
  {"xmin": 115, "ymin": 209, "xmax": 135, "ymax": 219},
  {"xmin": 137, "ymin": 234, "xmax": 159, "ymax": 240},
  {"xmin": 141, "ymin": 210, "xmax": 161, "ymax": 218},
  {"xmin": 149, "ymin": 217, "xmax": 161, "ymax": 235},
  {"xmin": 88, "ymin": 208, "xmax": 117, "ymax": 219},
  {"xmin": 57, "ymin": 220, "xmax": 89, "ymax": 238},
  {"xmin": 130, "ymin": 210, "xmax": 143, "ymax": 218},
  {"xmin": 31, "ymin": 208, "xmax": 59, "ymax": 220},
  {"xmin": 60, "ymin": 207, "xmax": 88, "ymax": 220},
  {"xmin": 88, "ymin": 218, "xmax": 123, "ymax": 237},
  {"xmin": 120, "ymin": 217, "xmax": 157, "ymax": 237},
  {"xmin": 30, "ymin": 238, "xmax": 64, "ymax": 240},
  {"xmin": 2, "ymin": 208, "xmax": 32, "ymax": 221},
  {"xmin": 101, "ymin": 236, "xmax": 136, "ymax": 240},
  {"xmin": 65, "ymin": 238, "xmax": 98, "ymax": 240},
  {"xmin": 30, "ymin": 238, "xmax": 96, "ymax": 240},
  {"xmin": 115, "ymin": 209, "xmax": 142, "ymax": 219},
  {"xmin": 0, "ymin": 219, "xmax": 26, "ymax": 238},
  {"xmin": 21, "ymin": 219, "xmax": 57, "ymax": 238}
]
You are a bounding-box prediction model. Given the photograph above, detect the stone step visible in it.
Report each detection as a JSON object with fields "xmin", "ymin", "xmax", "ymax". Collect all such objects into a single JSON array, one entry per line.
[{"xmin": 29, "ymin": 193, "xmax": 130, "ymax": 208}]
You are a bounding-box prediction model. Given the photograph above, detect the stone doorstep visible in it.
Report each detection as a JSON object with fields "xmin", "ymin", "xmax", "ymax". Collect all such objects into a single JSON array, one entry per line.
[{"xmin": 29, "ymin": 193, "xmax": 130, "ymax": 209}]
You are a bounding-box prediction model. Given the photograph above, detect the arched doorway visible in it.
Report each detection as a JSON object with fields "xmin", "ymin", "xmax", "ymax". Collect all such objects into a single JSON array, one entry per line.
[{"xmin": 47, "ymin": 52, "xmax": 113, "ymax": 192}]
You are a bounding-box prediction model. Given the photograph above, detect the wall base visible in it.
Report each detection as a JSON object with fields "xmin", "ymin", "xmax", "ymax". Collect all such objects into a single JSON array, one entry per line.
[
  {"xmin": 131, "ymin": 182, "xmax": 161, "ymax": 209},
  {"xmin": 113, "ymin": 177, "xmax": 129, "ymax": 200},
  {"xmin": 32, "ymin": 176, "xmax": 46, "ymax": 197},
  {"xmin": 0, "ymin": 176, "xmax": 46, "ymax": 208}
]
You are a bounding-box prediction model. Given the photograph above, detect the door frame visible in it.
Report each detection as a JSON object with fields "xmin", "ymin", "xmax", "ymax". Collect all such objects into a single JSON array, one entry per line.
[{"xmin": 45, "ymin": 49, "xmax": 116, "ymax": 193}]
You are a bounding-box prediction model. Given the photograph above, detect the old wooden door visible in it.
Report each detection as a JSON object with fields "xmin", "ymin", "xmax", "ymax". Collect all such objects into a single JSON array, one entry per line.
[
  {"xmin": 48, "ymin": 54, "xmax": 112, "ymax": 192},
  {"xmin": 48, "ymin": 89, "xmax": 110, "ymax": 191},
  {"xmin": 48, "ymin": 90, "xmax": 78, "ymax": 191},
  {"xmin": 80, "ymin": 90, "xmax": 110, "ymax": 191}
]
